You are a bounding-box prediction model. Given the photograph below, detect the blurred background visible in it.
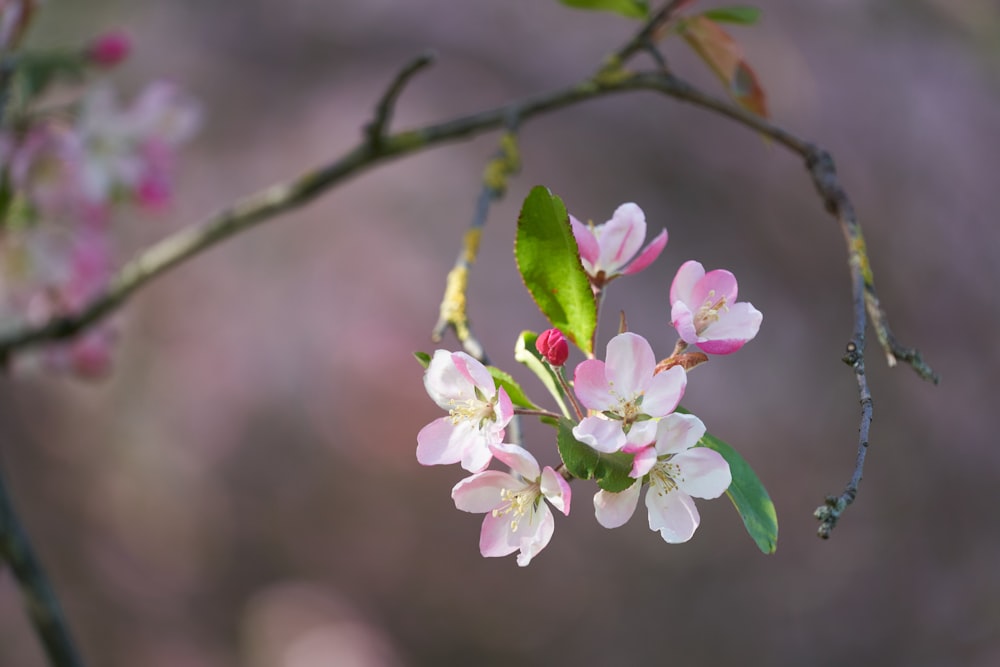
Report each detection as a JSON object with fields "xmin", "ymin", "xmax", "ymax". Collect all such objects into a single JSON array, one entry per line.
[{"xmin": 2, "ymin": 0, "xmax": 998, "ymax": 665}]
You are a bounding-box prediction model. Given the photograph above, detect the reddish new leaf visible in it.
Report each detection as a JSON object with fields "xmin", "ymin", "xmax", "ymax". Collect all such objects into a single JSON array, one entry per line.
[{"xmin": 678, "ymin": 15, "xmax": 769, "ymax": 118}]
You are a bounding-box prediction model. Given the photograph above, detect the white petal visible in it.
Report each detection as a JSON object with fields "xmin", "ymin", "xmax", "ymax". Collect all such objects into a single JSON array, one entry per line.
[
  {"xmin": 671, "ymin": 448, "xmax": 732, "ymax": 499},
  {"xmin": 594, "ymin": 481, "xmax": 641, "ymax": 529},
  {"xmin": 515, "ymin": 504, "xmax": 555, "ymax": 567},
  {"xmin": 489, "ymin": 443, "xmax": 541, "ymax": 480},
  {"xmin": 605, "ymin": 333, "xmax": 655, "ymax": 398},
  {"xmin": 452, "ymin": 471, "xmax": 516, "ymax": 513},
  {"xmin": 642, "ymin": 365, "xmax": 686, "ymax": 418},
  {"xmin": 654, "ymin": 413, "xmax": 706, "ymax": 456},
  {"xmin": 423, "ymin": 350, "xmax": 475, "ymax": 407},
  {"xmin": 645, "ymin": 487, "xmax": 700, "ymax": 543},
  {"xmin": 573, "ymin": 417, "xmax": 626, "ymax": 453},
  {"xmin": 669, "ymin": 260, "xmax": 705, "ymax": 307}
]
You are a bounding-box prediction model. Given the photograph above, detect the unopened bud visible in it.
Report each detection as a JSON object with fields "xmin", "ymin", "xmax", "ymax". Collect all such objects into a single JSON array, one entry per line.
[
  {"xmin": 536, "ymin": 328, "xmax": 569, "ymax": 367},
  {"xmin": 87, "ymin": 30, "xmax": 131, "ymax": 67}
]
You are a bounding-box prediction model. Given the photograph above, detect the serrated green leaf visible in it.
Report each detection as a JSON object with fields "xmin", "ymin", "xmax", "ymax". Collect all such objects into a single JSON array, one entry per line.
[
  {"xmin": 515, "ymin": 186, "xmax": 596, "ymax": 356},
  {"xmin": 702, "ymin": 6, "xmax": 762, "ymax": 25},
  {"xmin": 488, "ymin": 366, "xmax": 538, "ymax": 410},
  {"xmin": 514, "ymin": 331, "xmax": 570, "ymax": 419},
  {"xmin": 559, "ymin": 0, "xmax": 649, "ymax": 19},
  {"xmin": 556, "ymin": 419, "xmax": 636, "ymax": 492},
  {"xmin": 695, "ymin": 427, "xmax": 777, "ymax": 554},
  {"xmin": 413, "ymin": 351, "xmax": 432, "ymax": 369}
]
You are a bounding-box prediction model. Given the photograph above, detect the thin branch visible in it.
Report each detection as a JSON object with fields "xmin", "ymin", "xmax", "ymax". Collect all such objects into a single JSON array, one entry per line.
[
  {"xmin": 364, "ymin": 51, "xmax": 435, "ymax": 147},
  {"xmin": 0, "ymin": 468, "xmax": 86, "ymax": 667}
]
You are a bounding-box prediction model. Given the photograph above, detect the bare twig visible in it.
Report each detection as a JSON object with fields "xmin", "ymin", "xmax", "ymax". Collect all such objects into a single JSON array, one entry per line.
[
  {"xmin": 0, "ymin": 468, "xmax": 86, "ymax": 667},
  {"xmin": 364, "ymin": 51, "xmax": 435, "ymax": 147},
  {"xmin": 432, "ymin": 123, "xmax": 520, "ymax": 359}
]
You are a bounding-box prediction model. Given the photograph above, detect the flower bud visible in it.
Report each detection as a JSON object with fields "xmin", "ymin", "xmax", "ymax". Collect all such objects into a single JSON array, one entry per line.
[
  {"xmin": 87, "ymin": 30, "xmax": 131, "ymax": 67},
  {"xmin": 536, "ymin": 328, "xmax": 569, "ymax": 367}
]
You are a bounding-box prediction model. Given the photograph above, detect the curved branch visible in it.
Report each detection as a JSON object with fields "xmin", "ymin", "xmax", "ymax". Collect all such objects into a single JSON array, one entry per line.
[{"xmin": 0, "ymin": 38, "xmax": 936, "ymax": 538}]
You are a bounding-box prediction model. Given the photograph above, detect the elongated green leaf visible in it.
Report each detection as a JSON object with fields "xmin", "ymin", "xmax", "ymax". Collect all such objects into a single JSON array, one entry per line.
[
  {"xmin": 514, "ymin": 331, "xmax": 569, "ymax": 419},
  {"xmin": 697, "ymin": 429, "xmax": 777, "ymax": 554},
  {"xmin": 488, "ymin": 366, "xmax": 538, "ymax": 410},
  {"xmin": 557, "ymin": 419, "xmax": 635, "ymax": 492},
  {"xmin": 515, "ymin": 186, "xmax": 597, "ymax": 356},
  {"xmin": 702, "ymin": 6, "xmax": 762, "ymax": 25},
  {"xmin": 559, "ymin": 0, "xmax": 649, "ymax": 19},
  {"xmin": 413, "ymin": 351, "xmax": 432, "ymax": 368}
]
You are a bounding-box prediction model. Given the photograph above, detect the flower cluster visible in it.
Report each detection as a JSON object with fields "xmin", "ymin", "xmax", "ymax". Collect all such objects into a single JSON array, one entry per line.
[
  {"xmin": 0, "ymin": 14, "xmax": 199, "ymax": 377},
  {"xmin": 416, "ymin": 201, "xmax": 763, "ymax": 565}
]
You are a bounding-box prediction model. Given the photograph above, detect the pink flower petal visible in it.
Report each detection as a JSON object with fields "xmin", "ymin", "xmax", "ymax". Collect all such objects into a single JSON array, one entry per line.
[
  {"xmin": 690, "ymin": 268, "xmax": 738, "ymax": 309},
  {"xmin": 570, "ymin": 215, "xmax": 600, "ymax": 270},
  {"xmin": 540, "ymin": 467, "xmax": 572, "ymax": 516},
  {"xmin": 698, "ymin": 302, "xmax": 762, "ymax": 354},
  {"xmin": 452, "ymin": 470, "xmax": 515, "ymax": 513},
  {"xmin": 480, "ymin": 513, "xmax": 520, "ymax": 558},
  {"xmin": 622, "ymin": 228, "xmax": 667, "ymax": 275},
  {"xmin": 670, "ymin": 448, "xmax": 732, "ymax": 499},
  {"xmin": 573, "ymin": 416, "xmax": 626, "ymax": 453},
  {"xmin": 670, "ymin": 301, "xmax": 699, "ymax": 344},
  {"xmin": 573, "ymin": 359, "xmax": 615, "ymax": 411},
  {"xmin": 605, "ymin": 332, "xmax": 655, "ymax": 398},
  {"xmin": 670, "ymin": 260, "xmax": 705, "ymax": 306},
  {"xmin": 642, "ymin": 365, "xmax": 686, "ymax": 417},
  {"xmin": 596, "ymin": 203, "xmax": 646, "ymax": 274},
  {"xmin": 622, "ymin": 420, "xmax": 658, "ymax": 451},
  {"xmin": 489, "ymin": 443, "xmax": 541, "ymax": 480},
  {"xmin": 645, "ymin": 488, "xmax": 700, "ymax": 543},
  {"xmin": 594, "ymin": 481, "xmax": 641, "ymax": 529},
  {"xmin": 653, "ymin": 413, "xmax": 706, "ymax": 456}
]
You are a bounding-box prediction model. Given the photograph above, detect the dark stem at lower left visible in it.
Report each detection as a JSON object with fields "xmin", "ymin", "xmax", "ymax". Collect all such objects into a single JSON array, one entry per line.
[{"xmin": 0, "ymin": 469, "xmax": 86, "ymax": 667}]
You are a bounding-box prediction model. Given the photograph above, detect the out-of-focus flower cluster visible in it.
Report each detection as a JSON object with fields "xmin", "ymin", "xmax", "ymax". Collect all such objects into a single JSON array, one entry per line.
[
  {"xmin": 0, "ymin": 4, "xmax": 199, "ymax": 377},
  {"xmin": 416, "ymin": 202, "xmax": 763, "ymax": 566}
]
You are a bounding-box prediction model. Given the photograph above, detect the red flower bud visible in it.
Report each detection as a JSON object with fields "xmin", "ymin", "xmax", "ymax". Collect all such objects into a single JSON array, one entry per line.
[
  {"xmin": 87, "ymin": 30, "xmax": 132, "ymax": 67},
  {"xmin": 536, "ymin": 328, "xmax": 569, "ymax": 367}
]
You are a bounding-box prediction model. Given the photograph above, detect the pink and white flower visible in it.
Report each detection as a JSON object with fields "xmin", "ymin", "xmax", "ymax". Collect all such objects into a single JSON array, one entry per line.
[
  {"xmin": 670, "ymin": 260, "xmax": 762, "ymax": 355},
  {"xmin": 572, "ymin": 332, "xmax": 686, "ymax": 453},
  {"xmin": 594, "ymin": 413, "xmax": 731, "ymax": 543},
  {"xmin": 452, "ymin": 443, "xmax": 571, "ymax": 567},
  {"xmin": 417, "ymin": 350, "xmax": 514, "ymax": 472},
  {"xmin": 571, "ymin": 203, "xmax": 667, "ymax": 286}
]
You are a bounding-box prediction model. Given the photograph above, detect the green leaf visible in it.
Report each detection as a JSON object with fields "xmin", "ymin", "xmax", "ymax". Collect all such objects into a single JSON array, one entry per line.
[
  {"xmin": 695, "ymin": 427, "xmax": 777, "ymax": 554},
  {"xmin": 514, "ymin": 331, "xmax": 569, "ymax": 419},
  {"xmin": 515, "ymin": 186, "xmax": 597, "ymax": 356},
  {"xmin": 488, "ymin": 366, "xmax": 538, "ymax": 410},
  {"xmin": 15, "ymin": 50, "xmax": 86, "ymax": 101},
  {"xmin": 413, "ymin": 351, "xmax": 432, "ymax": 369},
  {"xmin": 557, "ymin": 419, "xmax": 636, "ymax": 492},
  {"xmin": 702, "ymin": 6, "xmax": 762, "ymax": 25},
  {"xmin": 558, "ymin": 0, "xmax": 649, "ymax": 19}
]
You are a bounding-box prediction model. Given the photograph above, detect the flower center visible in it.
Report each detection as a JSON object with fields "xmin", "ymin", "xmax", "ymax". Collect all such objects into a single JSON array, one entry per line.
[
  {"xmin": 492, "ymin": 485, "xmax": 539, "ymax": 532},
  {"xmin": 448, "ymin": 397, "xmax": 495, "ymax": 428},
  {"xmin": 694, "ymin": 290, "xmax": 728, "ymax": 333},
  {"xmin": 648, "ymin": 459, "xmax": 680, "ymax": 496}
]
